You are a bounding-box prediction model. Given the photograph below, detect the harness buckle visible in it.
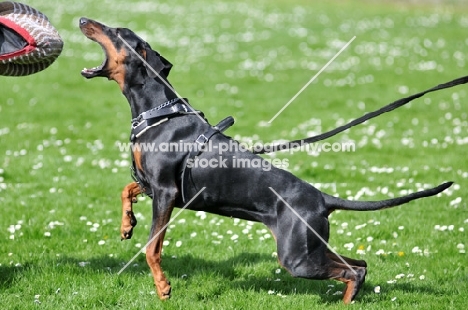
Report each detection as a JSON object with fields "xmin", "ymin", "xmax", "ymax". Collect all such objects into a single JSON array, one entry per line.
[
  {"xmin": 131, "ymin": 119, "xmax": 144, "ymax": 129},
  {"xmin": 171, "ymin": 103, "xmax": 188, "ymax": 113},
  {"xmin": 195, "ymin": 134, "xmax": 209, "ymax": 145}
]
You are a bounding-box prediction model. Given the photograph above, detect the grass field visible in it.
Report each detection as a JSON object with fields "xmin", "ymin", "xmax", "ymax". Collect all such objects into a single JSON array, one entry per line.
[{"xmin": 1, "ymin": 0, "xmax": 467, "ymax": 309}]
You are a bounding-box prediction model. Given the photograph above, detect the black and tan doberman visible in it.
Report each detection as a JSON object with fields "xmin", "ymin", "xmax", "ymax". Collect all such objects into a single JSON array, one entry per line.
[{"xmin": 79, "ymin": 18, "xmax": 452, "ymax": 304}]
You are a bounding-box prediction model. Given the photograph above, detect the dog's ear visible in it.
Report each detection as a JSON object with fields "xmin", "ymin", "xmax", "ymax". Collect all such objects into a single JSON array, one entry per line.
[
  {"xmin": 157, "ymin": 54, "xmax": 173, "ymax": 77},
  {"xmin": 138, "ymin": 42, "xmax": 172, "ymax": 78}
]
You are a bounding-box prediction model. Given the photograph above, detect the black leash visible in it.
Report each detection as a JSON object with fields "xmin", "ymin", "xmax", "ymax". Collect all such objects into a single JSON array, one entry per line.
[{"xmin": 253, "ymin": 75, "xmax": 468, "ymax": 154}]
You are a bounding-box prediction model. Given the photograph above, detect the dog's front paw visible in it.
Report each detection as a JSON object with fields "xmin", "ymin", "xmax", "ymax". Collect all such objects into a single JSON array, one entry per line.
[{"xmin": 120, "ymin": 210, "xmax": 137, "ymax": 240}]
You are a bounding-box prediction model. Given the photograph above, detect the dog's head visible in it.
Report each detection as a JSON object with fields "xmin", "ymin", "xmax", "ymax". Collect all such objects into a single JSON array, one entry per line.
[{"xmin": 79, "ymin": 18, "xmax": 172, "ymax": 89}]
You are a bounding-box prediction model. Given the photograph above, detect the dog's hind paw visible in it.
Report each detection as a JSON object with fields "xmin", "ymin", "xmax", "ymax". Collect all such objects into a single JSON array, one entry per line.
[{"xmin": 342, "ymin": 267, "xmax": 367, "ymax": 304}]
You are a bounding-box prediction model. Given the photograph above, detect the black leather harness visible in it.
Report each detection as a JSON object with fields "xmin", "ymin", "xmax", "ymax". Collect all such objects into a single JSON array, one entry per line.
[
  {"xmin": 129, "ymin": 97, "xmax": 234, "ymax": 203},
  {"xmin": 180, "ymin": 116, "xmax": 234, "ymax": 203}
]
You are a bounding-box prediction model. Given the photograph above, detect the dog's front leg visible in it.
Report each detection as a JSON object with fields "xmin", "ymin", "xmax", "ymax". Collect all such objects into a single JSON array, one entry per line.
[
  {"xmin": 146, "ymin": 193, "xmax": 175, "ymax": 300},
  {"xmin": 120, "ymin": 182, "xmax": 141, "ymax": 240}
]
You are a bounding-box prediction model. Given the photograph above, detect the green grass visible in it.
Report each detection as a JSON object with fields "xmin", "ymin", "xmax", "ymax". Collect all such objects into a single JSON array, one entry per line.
[{"xmin": 1, "ymin": 0, "xmax": 467, "ymax": 309}]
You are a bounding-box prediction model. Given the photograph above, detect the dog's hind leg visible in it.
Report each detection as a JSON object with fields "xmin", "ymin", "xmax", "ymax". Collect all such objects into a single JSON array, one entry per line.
[
  {"xmin": 326, "ymin": 250, "xmax": 367, "ymax": 267},
  {"xmin": 280, "ymin": 248, "xmax": 367, "ymax": 304},
  {"xmin": 273, "ymin": 208, "xmax": 366, "ymax": 304},
  {"xmin": 120, "ymin": 182, "xmax": 141, "ymax": 240},
  {"xmin": 146, "ymin": 192, "xmax": 176, "ymax": 300}
]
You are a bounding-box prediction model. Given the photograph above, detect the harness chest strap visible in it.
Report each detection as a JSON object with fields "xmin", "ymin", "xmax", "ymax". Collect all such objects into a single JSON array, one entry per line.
[
  {"xmin": 130, "ymin": 97, "xmax": 193, "ymax": 197},
  {"xmin": 181, "ymin": 116, "xmax": 235, "ymax": 203}
]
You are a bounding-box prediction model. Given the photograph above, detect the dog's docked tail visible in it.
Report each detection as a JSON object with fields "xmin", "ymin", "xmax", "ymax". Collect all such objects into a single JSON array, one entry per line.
[{"xmin": 323, "ymin": 181, "xmax": 453, "ymax": 212}]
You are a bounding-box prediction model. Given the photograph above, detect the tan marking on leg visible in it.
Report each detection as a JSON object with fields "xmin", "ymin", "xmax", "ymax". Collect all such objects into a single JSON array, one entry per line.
[
  {"xmin": 333, "ymin": 266, "xmax": 366, "ymax": 304},
  {"xmin": 146, "ymin": 204, "xmax": 174, "ymax": 299},
  {"xmin": 120, "ymin": 182, "xmax": 141, "ymax": 240},
  {"xmin": 133, "ymin": 149, "xmax": 143, "ymax": 171}
]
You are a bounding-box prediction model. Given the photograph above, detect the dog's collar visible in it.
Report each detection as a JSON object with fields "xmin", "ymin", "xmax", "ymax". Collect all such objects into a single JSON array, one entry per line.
[
  {"xmin": 131, "ymin": 97, "xmax": 188, "ymax": 124},
  {"xmin": 130, "ymin": 98, "xmax": 191, "ymax": 141}
]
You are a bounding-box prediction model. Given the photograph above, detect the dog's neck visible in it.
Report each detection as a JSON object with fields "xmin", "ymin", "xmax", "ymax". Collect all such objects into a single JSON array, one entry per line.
[{"xmin": 123, "ymin": 77, "xmax": 179, "ymax": 119}]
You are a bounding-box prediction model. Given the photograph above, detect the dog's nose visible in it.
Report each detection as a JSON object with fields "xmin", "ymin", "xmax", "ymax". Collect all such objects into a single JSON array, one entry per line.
[{"xmin": 79, "ymin": 17, "xmax": 88, "ymax": 26}]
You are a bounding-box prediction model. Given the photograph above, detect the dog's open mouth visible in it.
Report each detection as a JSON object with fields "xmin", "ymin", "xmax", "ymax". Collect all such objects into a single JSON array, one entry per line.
[
  {"xmin": 79, "ymin": 17, "xmax": 107, "ymax": 78},
  {"xmin": 80, "ymin": 46, "xmax": 107, "ymax": 78}
]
